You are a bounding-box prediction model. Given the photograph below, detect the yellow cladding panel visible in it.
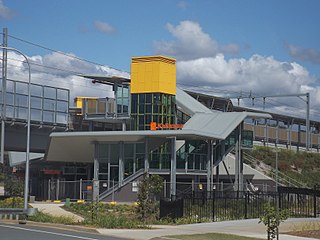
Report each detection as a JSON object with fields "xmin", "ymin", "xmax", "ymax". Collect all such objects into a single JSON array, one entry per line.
[
  {"xmin": 74, "ymin": 97, "xmax": 97, "ymax": 108},
  {"xmin": 131, "ymin": 56, "xmax": 176, "ymax": 95}
]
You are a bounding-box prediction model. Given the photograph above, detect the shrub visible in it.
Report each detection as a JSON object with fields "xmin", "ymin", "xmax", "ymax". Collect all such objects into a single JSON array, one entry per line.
[
  {"xmin": 28, "ymin": 211, "xmax": 76, "ymax": 225},
  {"xmin": 0, "ymin": 197, "xmax": 23, "ymax": 208},
  {"xmin": 259, "ymin": 204, "xmax": 289, "ymax": 240},
  {"xmin": 136, "ymin": 174, "xmax": 163, "ymax": 222}
]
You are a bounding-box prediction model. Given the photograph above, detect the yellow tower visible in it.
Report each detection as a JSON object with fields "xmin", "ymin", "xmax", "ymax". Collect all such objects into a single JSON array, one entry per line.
[{"xmin": 130, "ymin": 56, "xmax": 176, "ymax": 95}]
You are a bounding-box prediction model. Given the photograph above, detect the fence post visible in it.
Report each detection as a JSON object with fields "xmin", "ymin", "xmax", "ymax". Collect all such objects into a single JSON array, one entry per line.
[
  {"xmin": 48, "ymin": 179, "xmax": 51, "ymax": 200},
  {"xmin": 245, "ymin": 192, "xmax": 248, "ymax": 219},
  {"xmin": 314, "ymin": 185, "xmax": 317, "ymax": 218},
  {"xmin": 278, "ymin": 191, "xmax": 281, "ymax": 210},
  {"xmin": 212, "ymin": 190, "xmax": 215, "ymax": 221},
  {"xmin": 80, "ymin": 179, "xmax": 82, "ymax": 200},
  {"xmin": 56, "ymin": 179, "xmax": 60, "ymax": 200}
]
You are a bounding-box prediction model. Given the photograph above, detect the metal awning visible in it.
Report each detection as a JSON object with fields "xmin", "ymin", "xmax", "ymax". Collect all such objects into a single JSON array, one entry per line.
[
  {"xmin": 184, "ymin": 112, "xmax": 272, "ymax": 140},
  {"xmin": 80, "ymin": 75, "xmax": 131, "ymax": 85},
  {"xmin": 45, "ymin": 129, "xmax": 218, "ymax": 163},
  {"xmin": 45, "ymin": 110, "xmax": 271, "ymax": 163}
]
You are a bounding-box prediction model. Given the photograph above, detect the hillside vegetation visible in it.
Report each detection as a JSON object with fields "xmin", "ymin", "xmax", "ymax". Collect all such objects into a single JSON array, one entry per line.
[{"xmin": 244, "ymin": 146, "xmax": 320, "ymax": 188}]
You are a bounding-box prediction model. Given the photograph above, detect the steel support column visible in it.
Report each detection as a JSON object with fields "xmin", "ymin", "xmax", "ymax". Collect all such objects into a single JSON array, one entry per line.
[
  {"xmin": 93, "ymin": 142, "xmax": 100, "ymax": 201},
  {"xmin": 1, "ymin": 28, "xmax": 8, "ymax": 164},
  {"xmin": 170, "ymin": 137, "xmax": 176, "ymax": 200},
  {"xmin": 118, "ymin": 141, "xmax": 124, "ymax": 187},
  {"xmin": 238, "ymin": 124, "xmax": 244, "ymax": 192},
  {"xmin": 144, "ymin": 137, "xmax": 149, "ymax": 173},
  {"xmin": 206, "ymin": 140, "xmax": 211, "ymax": 192}
]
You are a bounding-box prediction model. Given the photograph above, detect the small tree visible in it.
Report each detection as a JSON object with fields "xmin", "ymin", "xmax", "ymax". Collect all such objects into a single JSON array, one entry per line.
[
  {"xmin": 259, "ymin": 203, "xmax": 289, "ymax": 240},
  {"xmin": 136, "ymin": 174, "xmax": 163, "ymax": 222}
]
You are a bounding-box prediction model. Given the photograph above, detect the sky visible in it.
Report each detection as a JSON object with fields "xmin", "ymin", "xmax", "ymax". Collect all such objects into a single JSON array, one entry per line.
[{"xmin": 1, "ymin": 0, "xmax": 320, "ymax": 120}]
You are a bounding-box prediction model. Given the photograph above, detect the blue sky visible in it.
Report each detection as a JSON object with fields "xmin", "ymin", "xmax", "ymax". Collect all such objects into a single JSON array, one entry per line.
[{"xmin": 1, "ymin": 0, "xmax": 320, "ymax": 119}]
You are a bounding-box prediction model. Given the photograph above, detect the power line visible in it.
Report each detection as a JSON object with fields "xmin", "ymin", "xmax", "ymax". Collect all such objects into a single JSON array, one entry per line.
[
  {"xmin": 1, "ymin": 56, "xmax": 84, "ymax": 75},
  {"xmin": 8, "ymin": 34, "xmax": 129, "ymax": 74},
  {"xmin": 178, "ymin": 82, "xmax": 320, "ymax": 119},
  {"xmin": 0, "ymin": 61, "xmax": 113, "ymax": 93}
]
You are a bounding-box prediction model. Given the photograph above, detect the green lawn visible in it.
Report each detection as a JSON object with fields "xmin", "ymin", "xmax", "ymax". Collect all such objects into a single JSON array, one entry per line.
[{"xmin": 164, "ymin": 233, "xmax": 263, "ymax": 240}]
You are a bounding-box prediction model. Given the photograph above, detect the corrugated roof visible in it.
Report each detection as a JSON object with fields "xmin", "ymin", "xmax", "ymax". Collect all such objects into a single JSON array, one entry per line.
[
  {"xmin": 45, "ymin": 129, "xmax": 215, "ymax": 163},
  {"xmin": 183, "ymin": 112, "xmax": 272, "ymax": 140},
  {"xmin": 45, "ymin": 87, "xmax": 271, "ymax": 163},
  {"xmin": 176, "ymin": 87, "xmax": 212, "ymax": 116}
]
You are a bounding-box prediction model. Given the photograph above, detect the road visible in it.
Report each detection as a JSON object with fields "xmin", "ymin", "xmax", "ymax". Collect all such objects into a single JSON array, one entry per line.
[{"xmin": 0, "ymin": 222, "xmax": 127, "ymax": 240}]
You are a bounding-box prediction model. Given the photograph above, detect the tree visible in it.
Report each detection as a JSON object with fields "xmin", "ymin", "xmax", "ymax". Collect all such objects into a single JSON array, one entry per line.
[
  {"xmin": 259, "ymin": 203, "xmax": 289, "ymax": 240},
  {"xmin": 136, "ymin": 174, "xmax": 163, "ymax": 222}
]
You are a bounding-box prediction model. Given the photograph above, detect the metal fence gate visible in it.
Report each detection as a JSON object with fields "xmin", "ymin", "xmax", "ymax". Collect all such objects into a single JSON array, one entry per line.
[{"xmin": 160, "ymin": 186, "xmax": 320, "ymax": 222}]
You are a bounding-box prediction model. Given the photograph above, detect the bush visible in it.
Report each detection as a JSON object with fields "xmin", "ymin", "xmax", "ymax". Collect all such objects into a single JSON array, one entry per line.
[
  {"xmin": 0, "ymin": 197, "xmax": 23, "ymax": 208},
  {"xmin": 259, "ymin": 204, "xmax": 289, "ymax": 240},
  {"xmin": 28, "ymin": 211, "xmax": 76, "ymax": 225},
  {"xmin": 82, "ymin": 213, "xmax": 147, "ymax": 229},
  {"xmin": 136, "ymin": 174, "xmax": 163, "ymax": 222}
]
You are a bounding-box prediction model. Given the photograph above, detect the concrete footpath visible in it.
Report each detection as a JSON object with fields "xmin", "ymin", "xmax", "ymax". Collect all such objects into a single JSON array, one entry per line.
[
  {"xmin": 26, "ymin": 203, "xmax": 319, "ymax": 240},
  {"xmin": 29, "ymin": 202, "xmax": 84, "ymax": 222},
  {"xmin": 97, "ymin": 218, "xmax": 320, "ymax": 240}
]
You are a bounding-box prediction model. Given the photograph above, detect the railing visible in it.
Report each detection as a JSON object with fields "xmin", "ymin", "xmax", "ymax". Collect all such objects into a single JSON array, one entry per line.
[
  {"xmin": 244, "ymin": 123, "xmax": 320, "ymax": 150},
  {"xmin": 99, "ymin": 168, "xmax": 145, "ymax": 200},
  {"xmin": 161, "ymin": 186, "xmax": 320, "ymax": 222},
  {"xmin": 243, "ymin": 151, "xmax": 306, "ymax": 188},
  {"xmin": 0, "ymin": 79, "xmax": 69, "ymax": 126}
]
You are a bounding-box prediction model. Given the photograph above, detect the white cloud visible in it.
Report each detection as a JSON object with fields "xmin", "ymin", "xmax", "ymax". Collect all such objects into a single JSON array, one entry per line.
[
  {"xmin": 177, "ymin": 54, "xmax": 312, "ymax": 94},
  {"xmin": 286, "ymin": 43, "xmax": 320, "ymax": 65},
  {"xmin": 4, "ymin": 51, "xmax": 129, "ymax": 101},
  {"xmin": 0, "ymin": 0, "xmax": 14, "ymax": 19},
  {"xmin": 94, "ymin": 21, "xmax": 115, "ymax": 34},
  {"xmin": 177, "ymin": 1, "xmax": 188, "ymax": 10},
  {"xmin": 154, "ymin": 21, "xmax": 239, "ymax": 60},
  {"xmin": 154, "ymin": 20, "xmax": 320, "ymax": 119},
  {"xmin": 177, "ymin": 54, "xmax": 320, "ymax": 117}
]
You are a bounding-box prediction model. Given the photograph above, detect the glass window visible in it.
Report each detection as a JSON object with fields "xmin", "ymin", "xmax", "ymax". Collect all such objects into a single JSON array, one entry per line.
[
  {"xmin": 124, "ymin": 144, "xmax": 134, "ymax": 158},
  {"xmin": 139, "ymin": 104, "xmax": 144, "ymax": 114},
  {"xmin": 146, "ymin": 94, "xmax": 152, "ymax": 104},
  {"xmin": 139, "ymin": 94, "xmax": 145, "ymax": 104},
  {"xmin": 146, "ymin": 104, "xmax": 152, "ymax": 114},
  {"xmin": 99, "ymin": 144, "xmax": 109, "ymax": 158},
  {"xmin": 145, "ymin": 114, "xmax": 151, "ymax": 124},
  {"xmin": 110, "ymin": 144, "xmax": 119, "ymax": 164},
  {"xmin": 136, "ymin": 143, "xmax": 145, "ymax": 154}
]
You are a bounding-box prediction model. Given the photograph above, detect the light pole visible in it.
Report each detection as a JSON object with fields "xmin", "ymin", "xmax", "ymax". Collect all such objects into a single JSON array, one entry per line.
[{"xmin": 0, "ymin": 46, "xmax": 31, "ymax": 212}]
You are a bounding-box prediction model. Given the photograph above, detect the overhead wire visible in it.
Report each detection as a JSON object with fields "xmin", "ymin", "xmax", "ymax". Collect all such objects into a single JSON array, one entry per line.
[
  {"xmin": 3, "ymin": 34, "xmax": 320, "ymax": 119},
  {"xmin": 0, "ymin": 60, "xmax": 113, "ymax": 93},
  {"xmin": 178, "ymin": 82, "xmax": 320, "ymax": 119},
  {"xmin": 8, "ymin": 34, "xmax": 129, "ymax": 74}
]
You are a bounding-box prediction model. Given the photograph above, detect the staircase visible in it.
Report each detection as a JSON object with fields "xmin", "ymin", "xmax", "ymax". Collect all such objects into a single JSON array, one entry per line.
[
  {"xmin": 99, "ymin": 168, "xmax": 145, "ymax": 200},
  {"xmin": 243, "ymin": 151, "xmax": 306, "ymax": 188}
]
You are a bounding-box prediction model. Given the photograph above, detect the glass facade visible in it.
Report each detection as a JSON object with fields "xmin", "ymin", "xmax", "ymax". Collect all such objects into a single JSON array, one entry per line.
[
  {"xmin": 131, "ymin": 93, "xmax": 176, "ymax": 130},
  {"xmin": 116, "ymin": 84, "xmax": 129, "ymax": 116},
  {"xmin": 97, "ymin": 143, "xmax": 145, "ymax": 186},
  {"xmin": 176, "ymin": 140, "xmax": 208, "ymax": 171}
]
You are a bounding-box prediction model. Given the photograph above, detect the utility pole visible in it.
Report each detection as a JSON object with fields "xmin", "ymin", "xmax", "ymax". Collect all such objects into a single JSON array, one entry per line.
[
  {"xmin": 235, "ymin": 93, "xmax": 311, "ymax": 151},
  {"xmin": 1, "ymin": 28, "xmax": 8, "ymax": 164}
]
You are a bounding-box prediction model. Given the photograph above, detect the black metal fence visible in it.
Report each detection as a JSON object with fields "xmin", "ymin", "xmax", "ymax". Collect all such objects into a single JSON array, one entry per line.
[{"xmin": 160, "ymin": 186, "xmax": 320, "ymax": 222}]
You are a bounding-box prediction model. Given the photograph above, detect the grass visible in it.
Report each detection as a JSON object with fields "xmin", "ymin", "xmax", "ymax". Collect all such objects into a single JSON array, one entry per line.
[
  {"xmin": 64, "ymin": 202, "xmax": 149, "ymax": 228},
  {"xmin": 290, "ymin": 221, "xmax": 320, "ymax": 232},
  {"xmin": 245, "ymin": 146, "xmax": 320, "ymax": 187},
  {"xmin": 163, "ymin": 233, "xmax": 263, "ymax": 240},
  {"xmin": 27, "ymin": 211, "xmax": 76, "ymax": 225},
  {"xmin": 286, "ymin": 221, "xmax": 320, "ymax": 239}
]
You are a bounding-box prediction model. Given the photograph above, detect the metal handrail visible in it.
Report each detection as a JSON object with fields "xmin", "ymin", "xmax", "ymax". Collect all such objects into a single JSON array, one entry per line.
[{"xmin": 243, "ymin": 151, "xmax": 306, "ymax": 188}]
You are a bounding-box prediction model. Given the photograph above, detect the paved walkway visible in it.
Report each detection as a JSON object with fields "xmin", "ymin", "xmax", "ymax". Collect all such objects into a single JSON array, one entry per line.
[
  {"xmin": 29, "ymin": 202, "xmax": 84, "ymax": 223},
  {"xmin": 28, "ymin": 202, "xmax": 320, "ymax": 240},
  {"xmin": 97, "ymin": 218, "xmax": 320, "ymax": 240}
]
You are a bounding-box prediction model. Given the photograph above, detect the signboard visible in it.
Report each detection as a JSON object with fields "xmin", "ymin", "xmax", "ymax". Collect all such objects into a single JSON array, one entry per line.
[{"xmin": 150, "ymin": 122, "xmax": 184, "ymax": 130}]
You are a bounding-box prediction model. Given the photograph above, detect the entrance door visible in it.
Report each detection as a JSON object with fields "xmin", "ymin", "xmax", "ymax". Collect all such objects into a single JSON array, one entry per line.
[{"xmin": 98, "ymin": 143, "xmax": 120, "ymax": 191}]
